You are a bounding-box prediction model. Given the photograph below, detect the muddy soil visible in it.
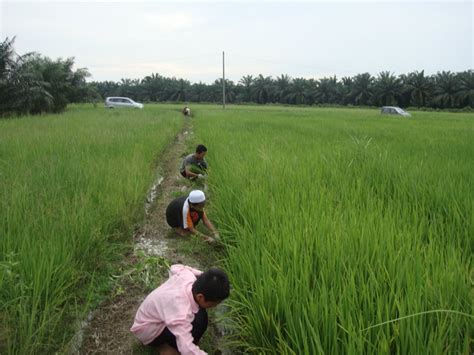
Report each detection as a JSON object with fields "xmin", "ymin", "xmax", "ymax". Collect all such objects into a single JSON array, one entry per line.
[{"xmin": 79, "ymin": 118, "xmax": 225, "ymax": 354}]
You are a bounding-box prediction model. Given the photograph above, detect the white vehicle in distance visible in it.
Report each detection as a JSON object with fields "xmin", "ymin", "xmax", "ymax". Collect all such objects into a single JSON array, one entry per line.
[
  {"xmin": 105, "ymin": 97, "xmax": 144, "ymax": 109},
  {"xmin": 381, "ymin": 106, "xmax": 411, "ymax": 117}
]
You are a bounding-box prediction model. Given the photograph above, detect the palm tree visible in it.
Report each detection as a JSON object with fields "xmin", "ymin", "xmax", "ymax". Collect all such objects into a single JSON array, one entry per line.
[
  {"xmin": 340, "ymin": 77, "xmax": 353, "ymax": 105},
  {"xmin": 404, "ymin": 70, "xmax": 433, "ymax": 108},
  {"xmin": 190, "ymin": 81, "xmax": 209, "ymax": 102},
  {"xmin": 141, "ymin": 73, "xmax": 164, "ymax": 101},
  {"xmin": 314, "ymin": 76, "xmax": 339, "ymax": 104},
  {"xmin": 251, "ymin": 74, "xmax": 273, "ymax": 104},
  {"xmin": 67, "ymin": 67, "xmax": 91, "ymax": 102},
  {"xmin": 33, "ymin": 57, "xmax": 76, "ymax": 112},
  {"xmin": 93, "ymin": 80, "xmax": 120, "ymax": 99},
  {"xmin": 433, "ymin": 71, "xmax": 458, "ymax": 108},
  {"xmin": 5, "ymin": 55, "xmax": 46, "ymax": 115},
  {"xmin": 456, "ymin": 70, "xmax": 473, "ymax": 108},
  {"xmin": 169, "ymin": 78, "xmax": 190, "ymax": 102},
  {"xmin": 0, "ymin": 37, "xmax": 17, "ymax": 114},
  {"xmin": 238, "ymin": 75, "xmax": 254, "ymax": 102},
  {"xmin": 0, "ymin": 38, "xmax": 55, "ymax": 115},
  {"xmin": 286, "ymin": 78, "xmax": 308, "ymax": 105},
  {"xmin": 373, "ymin": 71, "xmax": 403, "ymax": 106},
  {"xmin": 274, "ymin": 74, "xmax": 292, "ymax": 104},
  {"xmin": 350, "ymin": 73, "xmax": 373, "ymax": 106},
  {"xmin": 212, "ymin": 78, "xmax": 236, "ymax": 103},
  {"xmin": 118, "ymin": 78, "xmax": 136, "ymax": 98},
  {"xmin": 0, "ymin": 36, "xmax": 16, "ymax": 80}
]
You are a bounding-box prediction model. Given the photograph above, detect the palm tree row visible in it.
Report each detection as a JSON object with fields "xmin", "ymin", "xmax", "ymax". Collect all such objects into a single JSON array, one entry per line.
[
  {"xmin": 94, "ymin": 70, "xmax": 472, "ymax": 110},
  {"xmin": 1, "ymin": 37, "xmax": 472, "ymax": 117}
]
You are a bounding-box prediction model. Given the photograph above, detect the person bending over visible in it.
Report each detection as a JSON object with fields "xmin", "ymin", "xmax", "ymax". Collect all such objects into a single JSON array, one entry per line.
[
  {"xmin": 166, "ymin": 190, "xmax": 219, "ymax": 243},
  {"xmin": 131, "ymin": 264, "xmax": 230, "ymax": 355},
  {"xmin": 182, "ymin": 106, "xmax": 191, "ymax": 116},
  {"xmin": 180, "ymin": 145, "xmax": 208, "ymax": 180}
]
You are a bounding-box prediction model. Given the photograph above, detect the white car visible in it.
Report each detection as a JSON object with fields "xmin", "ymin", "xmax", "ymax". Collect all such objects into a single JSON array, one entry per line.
[
  {"xmin": 105, "ymin": 97, "xmax": 144, "ymax": 109},
  {"xmin": 381, "ymin": 106, "xmax": 411, "ymax": 117}
]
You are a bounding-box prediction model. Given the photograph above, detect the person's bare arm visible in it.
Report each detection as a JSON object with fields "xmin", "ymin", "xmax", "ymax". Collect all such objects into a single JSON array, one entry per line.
[
  {"xmin": 188, "ymin": 226, "xmax": 214, "ymax": 243},
  {"xmin": 184, "ymin": 165, "xmax": 200, "ymax": 178},
  {"xmin": 202, "ymin": 214, "xmax": 219, "ymax": 240}
]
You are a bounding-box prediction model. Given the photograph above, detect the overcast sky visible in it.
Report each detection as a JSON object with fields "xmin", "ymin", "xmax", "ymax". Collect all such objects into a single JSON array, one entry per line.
[{"xmin": 1, "ymin": 0, "xmax": 472, "ymax": 83}]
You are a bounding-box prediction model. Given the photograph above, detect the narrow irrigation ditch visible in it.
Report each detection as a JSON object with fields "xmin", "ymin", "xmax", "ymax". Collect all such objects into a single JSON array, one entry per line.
[{"xmin": 75, "ymin": 117, "xmax": 228, "ymax": 354}]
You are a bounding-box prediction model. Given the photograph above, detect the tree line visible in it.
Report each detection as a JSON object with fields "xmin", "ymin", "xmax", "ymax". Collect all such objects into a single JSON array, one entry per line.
[
  {"xmin": 94, "ymin": 70, "xmax": 472, "ymax": 110},
  {"xmin": 1, "ymin": 37, "xmax": 472, "ymax": 116}
]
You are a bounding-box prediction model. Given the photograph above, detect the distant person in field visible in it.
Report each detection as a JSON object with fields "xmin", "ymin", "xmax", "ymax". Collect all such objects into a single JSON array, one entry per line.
[
  {"xmin": 182, "ymin": 106, "xmax": 191, "ymax": 116},
  {"xmin": 166, "ymin": 190, "xmax": 219, "ymax": 243},
  {"xmin": 180, "ymin": 144, "xmax": 208, "ymax": 180},
  {"xmin": 131, "ymin": 264, "xmax": 230, "ymax": 355}
]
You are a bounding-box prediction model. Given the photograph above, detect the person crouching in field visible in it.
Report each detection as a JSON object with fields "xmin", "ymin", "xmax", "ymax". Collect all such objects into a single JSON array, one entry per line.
[
  {"xmin": 182, "ymin": 106, "xmax": 191, "ymax": 116},
  {"xmin": 166, "ymin": 190, "xmax": 219, "ymax": 243},
  {"xmin": 180, "ymin": 144, "xmax": 208, "ymax": 180},
  {"xmin": 131, "ymin": 264, "xmax": 230, "ymax": 355}
]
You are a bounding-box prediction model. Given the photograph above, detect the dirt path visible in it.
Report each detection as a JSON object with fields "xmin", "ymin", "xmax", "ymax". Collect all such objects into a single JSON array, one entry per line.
[{"xmin": 79, "ymin": 117, "xmax": 224, "ymax": 354}]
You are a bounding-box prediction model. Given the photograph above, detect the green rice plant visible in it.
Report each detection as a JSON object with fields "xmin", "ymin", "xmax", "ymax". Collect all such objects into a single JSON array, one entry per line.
[
  {"xmin": 130, "ymin": 250, "xmax": 170, "ymax": 291},
  {"xmin": 194, "ymin": 106, "xmax": 473, "ymax": 353},
  {"xmin": 0, "ymin": 104, "xmax": 182, "ymax": 354}
]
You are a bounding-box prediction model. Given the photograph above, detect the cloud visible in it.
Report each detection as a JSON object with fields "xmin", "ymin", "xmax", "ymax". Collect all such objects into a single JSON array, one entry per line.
[
  {"xmin": 88, "ymin": 60, "xmax": 219, "ymax": 81},
  {"xmin": 5, "ymin": 0, "xmax": 466, "ymax": 3},
  {"xmin": 87, "ymin": 59, "xmax": 286, "ymax": 83},
  {"xmin": 4, "ymin": 1, "xmax": 472, "ymax": 84},
  {"xmin": 144, "ymin": 12, "xmax": 197, "ymax": 32}
]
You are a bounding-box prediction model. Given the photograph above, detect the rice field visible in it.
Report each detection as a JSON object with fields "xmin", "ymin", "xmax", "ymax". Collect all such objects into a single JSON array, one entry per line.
[
  {"xmin": 196, "ymin": 106, "xmax": 473, "ymax": 353},
  {"xmin": 0, "ymin": 105, "xmax": 181, "ymax": 354},
  {"xmin": 1, "ymin": 104, "xmax": 472, "ymax": 354}
]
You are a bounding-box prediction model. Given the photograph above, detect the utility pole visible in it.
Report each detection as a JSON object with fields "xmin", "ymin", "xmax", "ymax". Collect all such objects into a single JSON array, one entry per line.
[{"xmin": 222, "ymin": 51, "xmax": 226, "ymax": 109}]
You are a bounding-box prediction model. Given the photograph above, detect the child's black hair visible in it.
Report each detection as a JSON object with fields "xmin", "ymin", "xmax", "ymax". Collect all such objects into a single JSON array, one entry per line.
[
  {"xmin": 196, "ymin": 144, "xmax": 207, "ymax": 154},
  {"xmin": 192, "ymin": 268, "xmax": 230, "ymax": 302}
]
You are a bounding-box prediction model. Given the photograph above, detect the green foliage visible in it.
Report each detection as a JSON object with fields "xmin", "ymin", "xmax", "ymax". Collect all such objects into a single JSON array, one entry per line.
[
  {"xmin": 0, "ymin": 105, "xmax": 182, "ymax": 354},
  {"xmin": 404, "ymin": 70, "xmax": 433, "ymax": 108},
  {"xmin": 456, "ymin": 70, "xmax": 474, "ymax": 107},
  {"xmin": 88, "ymin": 68, "xmax": 473, "ymax": 109},
  {"xmin": 433, "ymin": 71, "xmax": 459, "ymax": 109},
  {"xmin": 351, "ymin": 72, "xmax": 374, "ymax": 106},
  {"xmin": 130, "ymin": 251, "xmax": 170, "ymax": 291},
  {"xmin": 194, "ymin": 105, "xmax": 473, "ymax": 353},
  {"xmin": 0, "ymin": 37, "xmax": 99, "ymax": 116},
  {"xmin": 83, "ymin": 66, "xmax": 474, "ymax": 110},
  {"xmin": 373, "ymin": 71, "xmax": 404, "ymax": 106}
]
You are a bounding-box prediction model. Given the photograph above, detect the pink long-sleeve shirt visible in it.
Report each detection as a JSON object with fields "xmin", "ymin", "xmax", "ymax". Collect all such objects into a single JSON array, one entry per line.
[{"xmin": 130, "ymin": 264, "xmax": 207, "ymax": 355}]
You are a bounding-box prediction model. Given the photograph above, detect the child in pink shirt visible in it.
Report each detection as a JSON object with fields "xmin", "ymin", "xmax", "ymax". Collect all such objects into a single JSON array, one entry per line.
[{"xmin": 131, "ymin": 264, "xmax": 230, "ymax": 355}]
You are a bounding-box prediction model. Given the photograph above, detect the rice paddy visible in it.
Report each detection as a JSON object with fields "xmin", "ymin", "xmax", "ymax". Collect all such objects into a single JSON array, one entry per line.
[
  {"xmin": 196, "ymin": 106, "xmax": 473, "ymax": 353},
  {"xmin": 1, "ymin": 104, "xmax": 472, "ymax": 353},
  {"xmin": 0, "ymin": 105, "xmax": 181, "ymax": 354}
]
